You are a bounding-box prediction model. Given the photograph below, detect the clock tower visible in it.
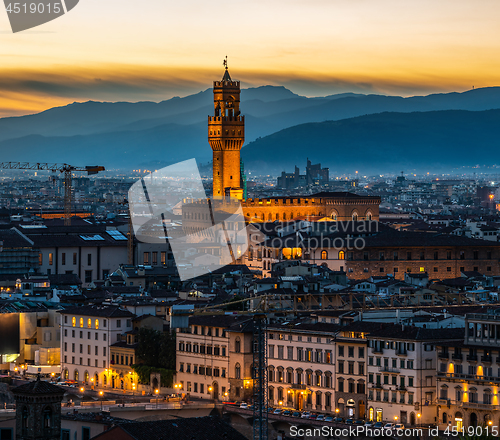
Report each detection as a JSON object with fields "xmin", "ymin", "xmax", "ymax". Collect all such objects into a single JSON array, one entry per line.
[{"xmin": 209, "ymin": 59, "xmax": 245, "ymax": 199}]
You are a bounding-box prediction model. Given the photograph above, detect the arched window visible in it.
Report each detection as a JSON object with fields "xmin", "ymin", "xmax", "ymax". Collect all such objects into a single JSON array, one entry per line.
[
  {"xmin": 331, "ymin": 213, "xmax": 338, "ymax": 221},
  {"xmin": 366, "ymin": 211, "xmax": 373, "ymax": 220},
  {"xmin": 443, "ymin": 412, "xmax": 448, "ymax": 424},
  {"xmin": 43, "ymin": 406, "xmax": 53, "ymax": 429},
  {"xmin": 74, "ymin": 369, "xmax": 79, "ymax": 381},
  {"xmin": 352, "ymin": 212, "xmax": 358, "ymax": 221},
  {"xmin": 95, "ymin": 319, "xmax": 99, "ymax": 330},
  {"xmin": 338, "ymin": 251, "xmax": 345, "ymax": 260},
  {"xmin": 321, "ymin": 250, "xmax": 328, "ymax": 260},
  {"xmin": 72, "ymin": 317, "xmax": 76, "ymax": 327},
  {"xmin": 87, "ymin": 318, "xmax": 91, "ymax": 328},
  {"xmin": 248, "ymin": 246, "xmax": 253, "ymax": 261},
  {"xmin": 79, "ymin": 317, "xmax": 83, "ymax": 328},
  {"xmin": 235, "ymin": 363, "xmax": 241, "ymax": 379},
  {"xmin": 235, "ymin": 338, "xmax": 241, "ymax": 353}
]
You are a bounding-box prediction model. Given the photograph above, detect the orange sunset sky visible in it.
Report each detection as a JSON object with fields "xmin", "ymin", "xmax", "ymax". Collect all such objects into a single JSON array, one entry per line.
[{"xmin": 0, "ymin": 0, "xmax": 499, "ymax": 117}]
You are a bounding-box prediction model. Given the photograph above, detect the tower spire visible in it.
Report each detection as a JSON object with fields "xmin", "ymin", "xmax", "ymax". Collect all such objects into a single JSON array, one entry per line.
[{"xmin": 222, "ymin": 56, "xmax": 231, "ymax": 82}]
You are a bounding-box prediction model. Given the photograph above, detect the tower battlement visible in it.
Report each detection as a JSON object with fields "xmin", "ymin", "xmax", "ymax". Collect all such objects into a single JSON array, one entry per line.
[
  {"xmin": 213, "ymin": 80, "xmax": 240, "ymax": 88},
  {"xmin": 208, "ymin": 115, "xmax": 245, "ymax": 123}
]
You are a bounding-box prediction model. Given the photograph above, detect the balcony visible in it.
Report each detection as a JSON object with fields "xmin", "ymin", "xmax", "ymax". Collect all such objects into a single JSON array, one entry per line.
[
  {"xmin": 438, "ymin": 351, "xmax": 450, "ymax": 359},
  {"xmin": 379, "ymin": 366, "xmax": 400, "ymax": 373},
  {"xmin": 437, "ymin": 371, "xmax": 500, "ymax": 383},
  {"xmin": 372, "ymin": 347, "xmax": 384, "ymax": 354},
  {"xmin": 466, "ymin": 355, "xmax": 478, "ymax": 362},
  {"xmin": 452, "ymin": 353, "xmax": 463, "ymax": 361},
  {"xmin": 481, "ymin": 356, "xmax": 493, "ymax": 363},
  {"xmin": 396, "ymin": 350, "xmax": 407, "ymax": 356},
  {"xmin": 437, "ymin": 398, "xmax": 450, "ymax": 405},
  {"xmin": 460, "ymin": 401, "xmax": 494, "ymax": 410}
]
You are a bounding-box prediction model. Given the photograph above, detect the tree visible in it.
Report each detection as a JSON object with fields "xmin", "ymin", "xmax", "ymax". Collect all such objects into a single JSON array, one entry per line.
[{"xmin": 134, "ymin": 327, "xmax": 176, "ymax": 370}]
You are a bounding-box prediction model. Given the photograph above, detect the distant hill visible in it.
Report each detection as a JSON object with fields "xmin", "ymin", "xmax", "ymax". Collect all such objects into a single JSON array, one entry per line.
[
  {"xmin": 241, "ymin": 109, "xmax": 500, "ymax": 174},
  {"xmin": 0, "ymin": 85, "xmax": 500, "ymax": 169}
]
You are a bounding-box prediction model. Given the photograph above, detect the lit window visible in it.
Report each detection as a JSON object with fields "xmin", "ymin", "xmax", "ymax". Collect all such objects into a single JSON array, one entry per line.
[
  {"xmin": 321, "ymin": 250, "xmax": 328, "ymax": 260},
  {"xmin": 79, "ymin": 318, "xmax": 83, "ymax": 328},
  {"xmin": 87, "ymin": 318, "xmax": 91, "ymax": 328},
  {"xmin": 72, "ymin": 317, "xmax": 76, "ymax": 327},
  {"xmin": 95, "ymin": 319, "xmax": 99, "ymax": 330},
  {"xmin": 339, "ymin": 251, "xmax": 345, "ymax": 260}
]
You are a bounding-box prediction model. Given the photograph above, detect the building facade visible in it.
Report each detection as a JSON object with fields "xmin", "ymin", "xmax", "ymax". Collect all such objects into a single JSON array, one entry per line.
[
  {"xmin": 59, "ymin": 306, "xmax": 134, "ymax": 387},
  {"xmin": 435, "ymin": 314, "xmax": 500, "ymax": 430}
]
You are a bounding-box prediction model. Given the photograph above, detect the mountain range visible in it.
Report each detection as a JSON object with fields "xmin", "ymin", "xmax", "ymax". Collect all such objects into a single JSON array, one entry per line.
[{"xmin": 0, "ymin": 85, "xmax": 499, "ymax": 171}]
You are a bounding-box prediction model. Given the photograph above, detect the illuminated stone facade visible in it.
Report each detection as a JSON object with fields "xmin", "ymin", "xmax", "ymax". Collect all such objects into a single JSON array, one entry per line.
[{"xmin": 209, "ymin": 66, "xmax": 245, "ymax": 199}]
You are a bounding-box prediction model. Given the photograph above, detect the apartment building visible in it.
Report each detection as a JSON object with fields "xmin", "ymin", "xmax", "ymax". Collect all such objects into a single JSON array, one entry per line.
[
  {"xmin": 366, "ymin": 325, "xmax": 463, "ymax": 426},
  {"xmin": 59, "ymin": 306, "xmax": 134, "ymax": 387},
  {"xmin": 435, "ymin": 313, "xmax": 500, "ymax": 430},
  {"xmin": 176, "ymin": 315, "xmax": 253, "ymax": 400},
  {"xmin": 334, "ymin": 322, "xmax": 369, "ymax": 419},
  {"xmin": 266, "ymin": 322, "xmax": 338, "ymax": 413}
]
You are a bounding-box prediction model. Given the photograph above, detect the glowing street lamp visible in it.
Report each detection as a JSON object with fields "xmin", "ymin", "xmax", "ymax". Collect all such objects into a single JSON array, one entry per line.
[
  {"xmin": 99, "ymin": 390, "xmax": 104, "ymax": 410},
  {"xmin": 155, "ymin": 389, "xmax": 159, "ymax": 408}
]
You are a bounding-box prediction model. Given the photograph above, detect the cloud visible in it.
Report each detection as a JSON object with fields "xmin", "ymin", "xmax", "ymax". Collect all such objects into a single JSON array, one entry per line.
[{"xmin": 0, "ymin": 63, "xmax": 490, "ymax": 117}]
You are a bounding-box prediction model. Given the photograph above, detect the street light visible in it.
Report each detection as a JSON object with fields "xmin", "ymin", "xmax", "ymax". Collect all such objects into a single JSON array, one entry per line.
[
  {"xmin": 99, "ymin": 390, "xmax": 104, "ymax": 411},
  {"xmin": 155, "ymin": 389, "xmax": 159, "ymax": 408}
]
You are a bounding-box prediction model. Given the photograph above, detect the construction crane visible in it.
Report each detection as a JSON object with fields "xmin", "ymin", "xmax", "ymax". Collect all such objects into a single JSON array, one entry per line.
[{"xmin": 0, "ymin": 162, "xmax": 105, "ymax": 226}]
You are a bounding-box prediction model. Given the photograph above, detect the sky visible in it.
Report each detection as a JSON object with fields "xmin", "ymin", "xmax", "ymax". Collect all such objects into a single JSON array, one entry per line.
[{"xmin": 0, "ymin": 0, "xmax": 499, "ymax": 117}]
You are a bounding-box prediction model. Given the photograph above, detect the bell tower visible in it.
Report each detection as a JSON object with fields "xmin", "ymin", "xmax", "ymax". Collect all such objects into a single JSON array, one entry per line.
[{"xmin": 209, "ymin": 58, "xmax": 245, "ymax": 199}]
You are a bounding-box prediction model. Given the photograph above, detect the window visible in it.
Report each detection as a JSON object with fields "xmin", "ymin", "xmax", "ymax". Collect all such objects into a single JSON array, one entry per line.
[
  {"xmin": 49, "ymin": 253, "xmax": 53, "ymax": 265},
  {"xmin": 117, "ymin": 320, "xmax": 121, "ymax": 328},
  {"xmin": 161, "ymin": 251, "xmax": 166, "ymax": 265},
  {"xmin": 61, "ymin": 253, "xmax": 66, "ymax": 265},
  {"xmin": 85, "ymin": 270, "xmax": 92, "ymax": 283},
  {"xmin": 321, "ymin": 250, "xmax": 328, "ymax": 260},
  {"xmin": 338, "ymin": 251, "xmax": 345, "ymax": 260},
  {"xmin": 143, "ymin": 252, "xmax": 149, "ymax": 264},
  {"xmin": 152, "ymin": 252, "xmax": 158, "ymax": 265},
  {"xmin": 73, "ymin": 253, "xmax": 77, "ymax": 265},
  {"xmin": 79, "ymin": 318, "xmax": 83, "ymax": 328},
  {"xmin": 72, "ymin": 317, "xmax": 76, "ymax": 327},
  {"xmin": 87, "ymin": 254, "xmax": 92, "ymax": 266},
  {"xmin": 82, "ymin": 427, "xmax": 91, "ymax": 440},
  {"xmin": 87, "ymin": 318, "xmax": 91, "ymax": 328}
]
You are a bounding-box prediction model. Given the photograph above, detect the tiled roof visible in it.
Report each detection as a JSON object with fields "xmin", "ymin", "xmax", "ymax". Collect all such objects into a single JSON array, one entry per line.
[
  {"xmin": 0, "ymin": 228, "xmax": 33, "ymax": 248},
  {"xmin": 58, "ymin": 305, "xmax": 134, "ymax": 318},
  {"xmin": 12, "ymin": 377, "xmax": 65, "ymax": 396},
  {"xmin": 93, "ymin": 416, "xmax": 248, "ymax": 440}
]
